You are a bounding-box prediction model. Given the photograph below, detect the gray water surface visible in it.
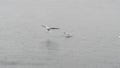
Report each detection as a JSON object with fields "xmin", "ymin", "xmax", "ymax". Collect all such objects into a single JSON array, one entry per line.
[{"xmin": 0, "ymin": 0, "xmax": 120, "ymax": 68}]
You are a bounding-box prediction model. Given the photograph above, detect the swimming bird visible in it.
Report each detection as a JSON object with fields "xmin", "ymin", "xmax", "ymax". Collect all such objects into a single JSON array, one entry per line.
[
  {"xmin": 63, "ymin": 32, "xmax": 73, "ymax": 38},
  {"xmin": 42, "ymin": 25, "xmax": 60, "ymax": 31}
]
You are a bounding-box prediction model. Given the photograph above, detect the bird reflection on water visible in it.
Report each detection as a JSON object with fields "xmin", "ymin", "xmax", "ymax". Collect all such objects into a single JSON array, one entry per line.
[
  {"xmin": 40, "ymin": 39, "xmax": 60, "ymax": 61},
  {"xmin": 41, "ymin": 39, "xmax": 59, "ymax": 51}
]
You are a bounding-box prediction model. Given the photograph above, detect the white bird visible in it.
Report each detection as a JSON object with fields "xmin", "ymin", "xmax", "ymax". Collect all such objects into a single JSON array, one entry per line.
[
  {"xmin": 63, "ymin": 32, "xmax": 73, "ymax": 38},
  {"xmin": 42, "ymin": 25, "xmax": 60, "ymax": 31}
]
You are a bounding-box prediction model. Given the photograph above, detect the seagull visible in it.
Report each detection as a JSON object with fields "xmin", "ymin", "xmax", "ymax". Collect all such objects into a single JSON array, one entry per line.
[
  {"xmin": 63, "ymin": 32, "xmax": 73, "ymax": 38},
  {"xmin": 42, "ymin": 25, "xmax": 60, "ymax": 31}
]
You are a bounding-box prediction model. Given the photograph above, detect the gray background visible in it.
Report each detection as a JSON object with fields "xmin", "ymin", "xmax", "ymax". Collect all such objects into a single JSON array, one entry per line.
[{"xmin": 0, "ymin": 0, "xmax": 120, "ymax": 68}]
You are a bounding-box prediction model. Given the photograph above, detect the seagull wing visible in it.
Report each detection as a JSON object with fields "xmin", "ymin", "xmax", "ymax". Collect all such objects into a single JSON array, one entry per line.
[
  {"xmin": 42, "ymin": 25, "xmax": 50, "ymax": 29},
  {"xmin": 50, "ymin": 27, "xmax": 60, "ymax": 29}
]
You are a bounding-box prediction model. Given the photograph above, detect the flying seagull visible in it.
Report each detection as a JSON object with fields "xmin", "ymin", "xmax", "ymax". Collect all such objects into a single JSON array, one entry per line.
[
  {"xmin": 42, "ymin": 25, "xmax": 60, "ymax": 31},
  {"xmin": 63, "ymin": 32, "xmax": 73, "ymax": 38}
]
